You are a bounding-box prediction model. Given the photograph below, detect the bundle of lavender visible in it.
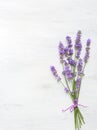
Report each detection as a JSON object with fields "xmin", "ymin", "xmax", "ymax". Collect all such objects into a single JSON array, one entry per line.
[{"xmin": 50, "ymin": 31, "xmax": 91, "ymax": 130}]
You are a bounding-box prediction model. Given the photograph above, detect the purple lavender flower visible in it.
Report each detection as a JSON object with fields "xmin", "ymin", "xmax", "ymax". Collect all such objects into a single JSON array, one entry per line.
[
  {"xmin": 50, "ymin": 66, "xmax": 61, "ymax": 81},
  {"xmin": 75, "ymin": 31, "xmax": 81, "ymax": 45},
  {"xmin": 68, "ymin": 49, "xmax": 73, "ymax": 56},
  {"xmin": 62, "ymin": 66, "xmax": 70, "ymax": 75},
  {"xmin": 87, "ymin": 39, "xmax": 91, "ymax": 46},
  {"xmin": 76, "ymin": 50, "xmax": 81, "ymax": 59},
  {"xmin": 65, "ymin": 36, "xmax": 74, "ymax": 57},
  {"xmin": 75, "ymin": 44, "xmax": 82, "ymax": 50},
  {"xmin": 62, "ymin": 66, "xmax": 74, "ymax": 80},
  {"xmin": 84, "ymin": 39, "xmax": 91, "ymax": 63},
  {"xmin": 64, "ymin": 87, "xmax": 69, "ymax": 93},
  {"xmin": 75, "ymin": 31, "xmax": 82, "ymax": 59},
  {"xmin": 76, "ymin": 78, "xmax": 81, "ymax": 88},
  {"xmin": 66, "ymin": 36, "xmax": 72, "ymax": 48},
  {"xmin": 67, "ymin": 57, "xmax": 76, "ymax": 67},
  {"xmin": 58, "ymin": 42, "xmax": 65, "ymax": 63},
  {"xmin": 64, "ymin": 47, "xmax": 69, "ymax": 57},
  {"xmin": 77, "ymin": 59, "xmax": 83, "ymax": 72},
  {"xmin": 84, "ymin": 52, "xmax": 89, "ymax": 63},
  {"xmin": 66, "ymin": 72, "xmax": 74, "ymax": 80}
]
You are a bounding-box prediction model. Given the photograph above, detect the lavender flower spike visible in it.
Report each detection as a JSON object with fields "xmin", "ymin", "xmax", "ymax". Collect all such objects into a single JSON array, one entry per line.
[
  {"xmin": 58, "ymin": 41, "xmax": 65, "ymax": 63},
  {"xmin": 75, "ymin": 31, "xmax": 82, "ymax": 59},
  {"xmin": 87, "ymin": 39, "xmax": 91, "ymax": 46},
  {"xmin": 75, "ymin": 31, "xmax": 81, "ymax": 46},
  {"xmin": 84, "ymin": 39, "xmax": 91, "ymax": 63},
  {"xmin": 66, "ymin": 36, "xmax": 72, "ymax": 48},
  {"xmin": 64, "ymin": 87, "xmax": 69, "ymax": 93},
  {"xmin": 66, "ymin": 36, "xmax": 73, "ymax": 56},
  {"xmin": 62, "ymin": 66, "xmax": 74, "ymax": 80},
  {"xmin": 77, "ymin": 59, "xmax": 83, "ymax": 72},
  {"xmin": 76, "ymin": 78, "xmax": 81, "ymax": 88},
  {"xmin": 67, "ymin": 57, "xmax": 76, "ymax": 67},
  {"xmin": 50, "ymin": 66, "xmax": 61, "ymax": 81}
]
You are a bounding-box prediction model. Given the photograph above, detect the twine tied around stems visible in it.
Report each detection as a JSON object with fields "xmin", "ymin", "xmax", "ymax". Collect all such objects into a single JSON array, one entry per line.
[{"xmin": 62, "ymin": 99, "xmax": 87, "ymax": 112}]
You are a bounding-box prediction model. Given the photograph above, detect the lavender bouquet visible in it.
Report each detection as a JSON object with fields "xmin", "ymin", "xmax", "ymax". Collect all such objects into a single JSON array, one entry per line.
[{"xmin": 50, "ymin": 31, "xmax": 91, "ymax": 130}]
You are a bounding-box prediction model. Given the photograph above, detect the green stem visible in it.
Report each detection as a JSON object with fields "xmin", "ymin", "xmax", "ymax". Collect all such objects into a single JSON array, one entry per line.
[
  {"xmin": 74, "ymin": 107, "xmax": 77, "ymax": 129},
  {"xmin": 74, "ymin": 107, "xmax": 85, "ymax": 130}
]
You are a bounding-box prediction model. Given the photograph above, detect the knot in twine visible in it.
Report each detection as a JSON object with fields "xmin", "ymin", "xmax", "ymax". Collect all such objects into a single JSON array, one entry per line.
[{"xmin": 62, "ymin": 99, "xmax": 87, "ymax": 112}]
